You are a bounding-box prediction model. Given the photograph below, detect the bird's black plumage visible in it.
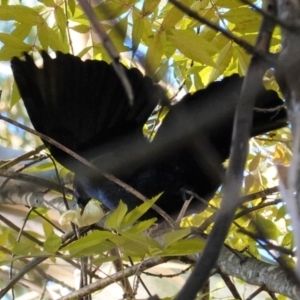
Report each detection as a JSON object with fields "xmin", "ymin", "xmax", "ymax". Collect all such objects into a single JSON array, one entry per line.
[{"xmin": 11, "ymin": 52, "xmax": 288, "ymax": 221}]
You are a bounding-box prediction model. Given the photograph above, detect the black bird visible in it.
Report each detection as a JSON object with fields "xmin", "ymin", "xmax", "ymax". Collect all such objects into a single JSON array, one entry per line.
[{"xmin": 11, "ymin": 52, "xmax": 287, "ymax": 221}]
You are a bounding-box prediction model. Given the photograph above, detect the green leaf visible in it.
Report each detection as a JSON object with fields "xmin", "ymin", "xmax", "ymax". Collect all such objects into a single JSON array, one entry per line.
[
  {"xmin": 254, "ymin": 214, "xmax": 280, "ymax": 240},
  {"xmin": 38, "ymin": 0, "xmax": 55, "ymax": 7},
  {"xmin": 0, "ymin": 5, "xmax": 42, "ymax": 25},
  {"xmin": 11, "ymin": 23, "xmax": 32, "ymax": 40},
  {"xmin": 43, "ymin": 233, "xmax": 62, "ymax": 254},
  {"xmin": 146, "ymin": 31, "xmax": 165, "ymax": 75},
  {"xmin": 55, "ymin": 6, "xmax": 67, "ymax": 37},
  {"xmin": 156, "ymin": 238, "xmax": 205, "ymax": 257},
  {"xmin": 77, "ymin": 46, "xmax": 92, "ymax": 57},
  {"xmin": 121, "ymin": 194, "xmax": 161, "ymax": 228},
  {"xmin": 107, "ymin": 16, "xmax": 128, "ymax": 53},
  {"xmin": 209, "ymin": 41, "xmax": 233, "ymax": 82},
  {"xmin": 223, "ymin": 7, "xmax": 259, "ymax": 24},
  {"xmin": 42, "ymin": 218, "xmax": 53, "ymax": 238},
  {"xmin": 0, "ymin": 33, "xmax": 30, "ymax": 51},
  {"xmin": 276, "ymin": 205, "xmax": 287, "ymax": 221},
  {"xmin": 92, "ymin": 255, "xmax": 117, "ymax": 266},
  {"xmin": 12, "ymin": 241, "xmax": 34, "ymax": 255},
  {"xmin": 37, "ymin": 23, "xmax": 68, "ymax": 52},
  {"xmin": 233, "ymin": 46, "xmax": 249, "ymax": 75},
  {"xmin": 120, "ymin": 239, "xmax": 150, "ymax": 257},
  {"xmin": 142, "ymin": 0, "xmax": 160, "ymax": 15},
  {"xmin": 25, "ymin": 162, "xmax": 56, "ymax": 172},
  {"xmin": 168, "ymin": 30, "xmax": 217, "ymax": 66},
  {"xmin": 161, "ymin": 5, "xmax": 184, "ymax": 30},
  {"xmin": 282, "ymin": 232, "xmax": 293, "ymax": 247},
  {"xmin": 71, "ymin": 24, "xmax": 90, "ymax": 34},
  {"xmin": 94, "ymin": 1, "xmax": 129, "ymax": 20},
  {"xmin": 132, "ymin": 11, "xmax": 144, "ymax": 55},
  {"xmin": 68, "ymin": 0, "xmax": 76, "ymax": 16},
  {"xmin": 120, "ymin": 231, "xmax": 162, "ymax": 250},
  {"xmin": 215, "ymin": 0, "xmax": 244, "ymax": 8},
  {"xmin": 62, "ymin": 231, "xmax": 115, "ymax": 255},
  {"xmin": 125, "ymin": 219, "xmax": 157, "ymax": 234},
  {"xmin": 141, "ymin": 17, "xmax": 154, "ymax": 45},
  {"xmin": 163, "ymin": 228, "xmax": 191, "ymax": 248},
  {"xmin": 248, "ymin": 153, "xmax": 261, "ymax": 172},
  {"xmin": 10, "ymin": 80, "xmax": 21, "ymax": 108},
  {"xmin": 105, "ymin": 201, "xmax": 128, "ymax": 229},
  {"xmin": 27, "ymin": 208, "xmax": 49, "ymax": 220},
  {"xmin": 244, "ymin": 174, "xmax": 254, "ymax": 194}
]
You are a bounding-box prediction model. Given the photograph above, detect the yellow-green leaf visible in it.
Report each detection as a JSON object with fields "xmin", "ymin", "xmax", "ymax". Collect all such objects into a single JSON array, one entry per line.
[
  {"xmin": 168, "ymin": 30, "xmax": 217, "ymax": 66},
  {"xmin": 11, "ymin": 23, "xmax": 32, "ymax": 40},
  {"xmin": 161, "ymin": 5, "xmax": 184, "ymax": 30},
  {"xmin": 163, "ymin": 228, "xmax": 191, "ymax": 248},
  {"xmin": 254, "ymin": 214, "xmax": 280, "ymax": 240},
  {"xmin": 209, "ymin": 42, "xmax": 233, "ymax": 82},
  {"xmin": 43, "ymin": 233, "xmax": 62, "ymax": 254},
  {"xmin": 121, "ymin": 194, "xmax": 161, "ymax": 228},
  {"xmin": 12, "ymin": 241, "xmax": 34, "ymax": 255},
  {"xmin": 37, "ymin": 23, "xmax": 68, "ymax": 52},
  {"xmin": 142, "ymin": 0, "xmax": 160, "ymax": 15},
  {"xmin": 0, "ymin": 5, "xmax": 42, "ymax": 25},
  {"xmin": 62, "ymin": 231, "xmax": 115, "ymax": 255},
  {"xmin": 94, "ymin": 1, "xmax": 129, "ymax": 20},
  {"xmin": 146, "ymin": 31, "xmax": 165, "ymax": 75},
  {"xmin": 248, "ymin": 153, "xmax": 261, "ymax": 172},
  {"xmin": 10, "ymin": 80, "xmax": 21, "ymax": 108},
  {"xmin": 38, "ymin": 0, "xmax": 55, "ymax": 7},
  {"xmin": 105, "ymin": 201, "xmax": 128, "ymax": 229},
  {"xmin": 107, "ymin": 17, "xmax": 128, "ymax": 54},
  {"xmin": 68, "ymin": 0, "xmax": 76, "ymax": 16},
  {"xmin": 125, "ymin": 219, "xmax": 157, "ymax": 234},
  {"xmin": 121, "ymin": 231, "xmax": 162, "ymax": 250},
  {"xmin": 157, "ymin": 238, "xmax": 204, "ymax": 257},
  {"xmin": 132, "ymin": 11, "xmax": 144, "ymax": 54},
  {"xmin": 42, "ymin": 218, "xmax": 53, "ymax": 238},
  {"xmin": 71, "ymin": 24, "xmax": 90, "ymax": 34},
  {"xmin": 55, "ymin": 6, "xmax": 67, "ymax": 36},
  {"xmin": 0, "ymin": 33, "xmax": 30, "ymax": 51}
]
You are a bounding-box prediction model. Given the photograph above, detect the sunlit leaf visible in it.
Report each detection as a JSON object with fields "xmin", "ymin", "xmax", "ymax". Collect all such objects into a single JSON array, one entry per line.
[
  {"xmin": 132, "ymin": 11, "xmax": 144, "ymax": 55},
  {"xmin": 168, "ymin": 30, "xmax": 217, "ymax": 66},
  {"xmin": 146, "ymin": 31, "xmax": 165, "ymax": 75},
  {"xmin": 0, "ymin": 33, "xmax": 30, "ymax": 51},
  {"xmin": 70, "ymin": 24, "xmax": 90, "ymax": 34},
  {"xmin": 142, "ymin": 0, "xmax": 160, "ymax": 15},
  {"xmin": 248, "ymin": 153, "xmax": 261, "ymax": 172},
  {"xmin": 161, "ymin": 5, "xmax": 184, "ymax": 30},
  {"xmin": 209, "ymin": 41, "xmax": 233, "ymax": 82},
  {"xmin": 68, "ymin": 0, "xmax": 76, "ymax": 16},
  {"xmin": 38, "ymin": 0, "xmax": 55, "ymax": 7},
  {"xmin": 62, "ymin": 231, "xmax": 115, "ymax": 256},
  {"xmin": 163, "ymin": 228, "xmax": 191, "ymax": 248},
  {"xmin": 94, "ymin": 1, "xmax": 129, "ymax": 20},
  {"xmin": 0, "ymin": 5, "xmax": 42, "ymax": 25},
  {"xmin": 37, "ymin": 23, "xmax": 68, "ymax": 52},
  {"xmin": 105, "ymin": 201, "xmax": 128, "ymax": 229},
  {"xmin": 254, "ymin": 214, "xmax": 280, "ymax": 240},
  {"xmin": 55, "ymin": 6, "xmax": 67, "ymax": 37},
  {"xmin": 43, "ymin": 232, "xmax": 61, "ymax": 254},
  {"xmin": 158, "ymin": 238, "xmax": 205, "ymax": 256},
  {"xmin": 121, "ymin": 194, "xmax": 161, "ymax": 228}
]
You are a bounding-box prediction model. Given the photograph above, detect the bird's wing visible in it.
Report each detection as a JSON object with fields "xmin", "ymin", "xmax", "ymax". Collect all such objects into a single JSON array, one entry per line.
[
  {"xmin": 155, "ymin": 74, "xmax": 287, "ymax": 152},
  {"xmin": 11, "ymin": 52, "xmax": 165, "ymax": 171}
]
